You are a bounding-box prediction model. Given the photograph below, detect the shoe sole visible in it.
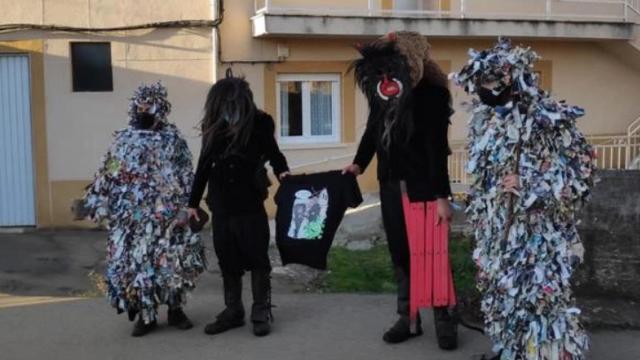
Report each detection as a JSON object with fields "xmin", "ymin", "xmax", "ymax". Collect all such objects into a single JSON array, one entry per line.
[
  {"xmin": 382, "ymin": 329, "xmax": 423, "ymax": 344},
  {"xmin": 169, "ymin": 322, "xmax": 194, "ymax": 330},
  {"xmin": 437, "ymin": 335, "xmax": 458, "ymax": 351},
  {"xmin": 131, "ymin": 323, "xmax": 157, "ymax": 337},
  {"xmin": 204, "ymin": 321, "xmax": 245, "ymax": 335},
  {"xmin": 168, "ymin": 317, "xmax": 194, "ymax": 330},
  {"xmin": 438, "ymin": 343, "xmax": 458, "ymax": 351},
  {"xmin": 253, "ymin": 327, "xmax": 271, "ymax": 337}
]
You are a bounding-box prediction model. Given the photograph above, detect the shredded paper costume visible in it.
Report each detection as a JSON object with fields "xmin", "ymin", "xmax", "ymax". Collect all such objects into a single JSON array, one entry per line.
[
  {"xmin": 451, "ymin": 38, "xmax": 596, "ymax": 360},
  {"xmin": 84, "ymin": 83, "xmax": 206, "ymax": 324}
]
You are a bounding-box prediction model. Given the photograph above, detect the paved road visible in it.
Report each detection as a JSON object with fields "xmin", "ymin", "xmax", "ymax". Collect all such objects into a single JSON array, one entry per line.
[
  {"xmin": 1, "ymin": 274, "xmax": 639, "ymax": 360},
  {"xmin": 1, "ymin": 231, "xmax": 639, "ymax": 360}
]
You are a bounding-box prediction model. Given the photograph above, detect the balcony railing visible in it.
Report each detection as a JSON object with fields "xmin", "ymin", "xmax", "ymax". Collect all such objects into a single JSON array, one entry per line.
[
  {"xmin": 447, "ymin": 134, "xmax": 640, "ymax": 186},
  {"xmin": 255, "ymin": 0, "xmax": 640, "ymax": 23}
]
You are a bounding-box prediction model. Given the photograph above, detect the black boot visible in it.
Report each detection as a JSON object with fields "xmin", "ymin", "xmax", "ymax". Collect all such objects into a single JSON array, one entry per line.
[
  {"xmin": 434, "ymin": 307, "xmax": 458, "ymax": 350},
  {"xmin": 471, "ymin": 352, "xmax": 502, "ymax": 360},
  {"xmin": 204, "ymin": 273, "xmax": 245, "ymax": 335},
  {"xmin": 168, "ymin": 306, "xmax": 193, "ymax": 330},
  {"xmin": 383, "ymin": 314, "xmax": 423, "ymax": 344},
  {"xmin": 131, "ymin": 315, "xmax": 157, "ymax": 337},
  {"xmin": 383, "ymin": 267, "xmax": 422, "ymax": 344},
  {"xmin": 127, "ymin": 308, "xmax": 138, "ymax": 322},
  {"xmin": 250, "ymin": 270, "xmax": 273, "ymax": 337}
]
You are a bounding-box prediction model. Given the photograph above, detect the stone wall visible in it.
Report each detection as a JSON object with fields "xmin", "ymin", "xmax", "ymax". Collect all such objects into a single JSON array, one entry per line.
[
  {"xmin": 575, "ymin": 170, "xmax": 640, "ymax": 300},
  {"xmin": 323, "ymin": 170, "xmax": 640, "ymax": 301}
]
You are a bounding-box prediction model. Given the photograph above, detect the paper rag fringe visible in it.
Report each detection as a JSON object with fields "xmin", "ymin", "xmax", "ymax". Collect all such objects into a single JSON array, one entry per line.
[
  {"xmin": 451, "ymin": 38, "xmax": 596, "ymax": 360},
  {"xmin": 84, "ymin": 123, "xmax": 206, "ymax": 324}
]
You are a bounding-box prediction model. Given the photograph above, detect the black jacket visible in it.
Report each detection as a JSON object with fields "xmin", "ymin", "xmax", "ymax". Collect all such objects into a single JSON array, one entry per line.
[
  {"xmin": 353, "ymin": 80, "xmax": 452, "ymax": 201},
  {"xmin": 188, "ymin": 111, "xmax": 289, "ymax": 215}
]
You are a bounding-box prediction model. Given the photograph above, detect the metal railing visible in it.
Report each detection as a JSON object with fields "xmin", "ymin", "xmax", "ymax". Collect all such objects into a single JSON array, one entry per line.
[
  {"xmin": 588, "ymin": 116, "xmax": 640, "ymax": 169},
  {"xmin": 445, "ymin": 133, "xmax": 640, "ymax": 186},
  {"xmin": 256, "ymin": 0, "xmax": 640, "ymax": 23},
  {"xmin": 588, "ymin": 134, "xmax": 640, "ymax": 170},
  {"xmin": 278, "ymin": 115, "xmax": 640, "ymax": 186},
  {"xmin": 448, "ymin": 145, "xmax": 470, "ymax": 185},
  {"xmin": 625, "ymin": 115, "xmax": 640, "ymax": 167},
  {"xmin": 629, "ymin": 0, "xmax": 640, "ymax": 17}
]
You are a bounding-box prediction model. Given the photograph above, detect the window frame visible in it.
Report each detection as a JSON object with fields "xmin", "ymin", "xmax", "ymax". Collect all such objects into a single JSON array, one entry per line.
[
  {"xmin": 70, "ymin": 42, "xmax": 114, "ymax": 93},
  {"xmin": 533, "ymin": 59, "xmax": 553, "ymax": 92},
  {"xmin": 276, "ymin": 73, "xmax": 341, "ymax": 145}
]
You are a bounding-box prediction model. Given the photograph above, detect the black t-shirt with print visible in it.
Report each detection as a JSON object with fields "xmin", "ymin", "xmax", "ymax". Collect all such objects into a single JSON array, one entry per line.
[{"xmin": 275, "ymin": 170, "xmax": 363, "ymax": 270}]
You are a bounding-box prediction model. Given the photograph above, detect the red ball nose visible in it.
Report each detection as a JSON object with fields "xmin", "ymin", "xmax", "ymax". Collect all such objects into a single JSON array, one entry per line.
[{"xmin": 380, "ymin": 75, "xmax": 401, "ymax": 97}]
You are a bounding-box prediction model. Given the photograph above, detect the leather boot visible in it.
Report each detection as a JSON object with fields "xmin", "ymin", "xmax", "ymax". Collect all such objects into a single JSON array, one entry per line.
[
  {"xmin": 131, "ymin": 315, "xmax": 157, "ymax": 337},
  {"xmin": 383, "ymin": 314, "xmax": 423, "ymax": 344},
  {"xmin": 250, "ymin": 269, "xmax": 273, "ymax": 337},
  {"xmin": 168, "ymin": 306, "xmax": 193, "ymax": 330},
  {"xmin": 434, "ymin": 306, "xmax": 458, "ymax": 350},
  {"xmin": 204, "ymin": 273, "xmax": 245, "ymax": 335},
  {"xmin": 471, "ymin": 352, "xmax": 502, "ymax": 360},
  {"xmin": 383, "ymin": 267, "xmax": 423, "ymax": 343}
]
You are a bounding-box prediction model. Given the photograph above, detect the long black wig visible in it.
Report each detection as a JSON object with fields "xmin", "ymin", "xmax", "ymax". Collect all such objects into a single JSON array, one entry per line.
[{"xmin": 200, "ymin": 69, "xmax": 257, "ymax": 157}]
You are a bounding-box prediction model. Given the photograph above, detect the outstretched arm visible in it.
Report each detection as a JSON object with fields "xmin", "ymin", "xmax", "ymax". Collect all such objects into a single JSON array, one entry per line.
[
  {"xmin": 188, "ymin": 147, "xmax": 212, "ymax": 209},
  {"xmin": 83, "ymin": 144, "xmax": 118, "ymax": 223},
  {"xmin": 263, "ymin": 114, "xmax": 290, "ymax": 179},
  {"xmin": 350, "ymin": 114, "xmax": 378, "ymax": 175},
  {"xmin": 172, "ymin": 136, "xmax": 195, "ymax": 207}
]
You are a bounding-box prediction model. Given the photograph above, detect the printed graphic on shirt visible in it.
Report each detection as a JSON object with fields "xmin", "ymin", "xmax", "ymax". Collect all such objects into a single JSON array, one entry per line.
[{"xmin": 287, "ymin": 188, "xmax": 329, "ymax": 240}]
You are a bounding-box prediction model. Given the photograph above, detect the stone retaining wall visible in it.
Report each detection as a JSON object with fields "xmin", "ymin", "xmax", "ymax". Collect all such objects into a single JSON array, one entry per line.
[{"xmin": 575, "ymin": 170, "xmax": 640, "ymax": 300}]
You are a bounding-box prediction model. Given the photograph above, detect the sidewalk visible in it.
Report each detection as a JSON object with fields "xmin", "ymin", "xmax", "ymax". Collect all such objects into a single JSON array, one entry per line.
[
  {"xmin": 0, "ymin": 231, "xmax": 639, "ymax": 360},
  {"xmin": 1, "ymin": 285, "xmax": 638, "ymax": 360}
]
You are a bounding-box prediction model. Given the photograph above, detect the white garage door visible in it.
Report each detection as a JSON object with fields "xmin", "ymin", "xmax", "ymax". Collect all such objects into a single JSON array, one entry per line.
[{"xmin": 0, "ymin": 54, "xmax": 36, "ymax": 227}]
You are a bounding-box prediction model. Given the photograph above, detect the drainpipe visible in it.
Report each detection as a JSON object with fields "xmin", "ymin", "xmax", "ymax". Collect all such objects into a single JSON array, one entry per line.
[
  {"xmin": 460, "ymin": 0, "xmax": 465, "ymax": 19},
  {"xmin": 211, "ymin": 0, "xmax": 219, "ymax": 83}
]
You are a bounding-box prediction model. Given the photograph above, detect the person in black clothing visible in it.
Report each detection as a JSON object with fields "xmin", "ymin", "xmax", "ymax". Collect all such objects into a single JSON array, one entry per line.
[
  {"xmin": 187, "ymin": 70, "xmax": 290, "ymax": 337},
  {"xmin": 343, "ymin": 31, "xmax": 458, "ymax": 350}
]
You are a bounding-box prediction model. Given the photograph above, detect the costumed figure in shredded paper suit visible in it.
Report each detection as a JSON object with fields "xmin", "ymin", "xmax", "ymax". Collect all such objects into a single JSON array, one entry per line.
[
  {"xmin": 83, "ymin": 82, "xmax": 206, "ymax": 337},
  {"xmin": 451, "ymin": 38, "xmax": 596, "ymax": 360}
]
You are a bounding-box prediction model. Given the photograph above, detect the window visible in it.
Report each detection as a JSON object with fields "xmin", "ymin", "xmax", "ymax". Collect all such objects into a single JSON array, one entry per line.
[
  {"xmin": 383, "ymin": 0, "xmax": 451, "ymax": 11},
  {"xmin": 71, "ymin": 42, "xmax": 113, "ymax": 92},
  {"xmin": 533, "ymin": 60, "xmax": 552, "ymax": 92},
  {"xmin": 276, "ymin": 74, "xmax": 341, "ymax": 144}
]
